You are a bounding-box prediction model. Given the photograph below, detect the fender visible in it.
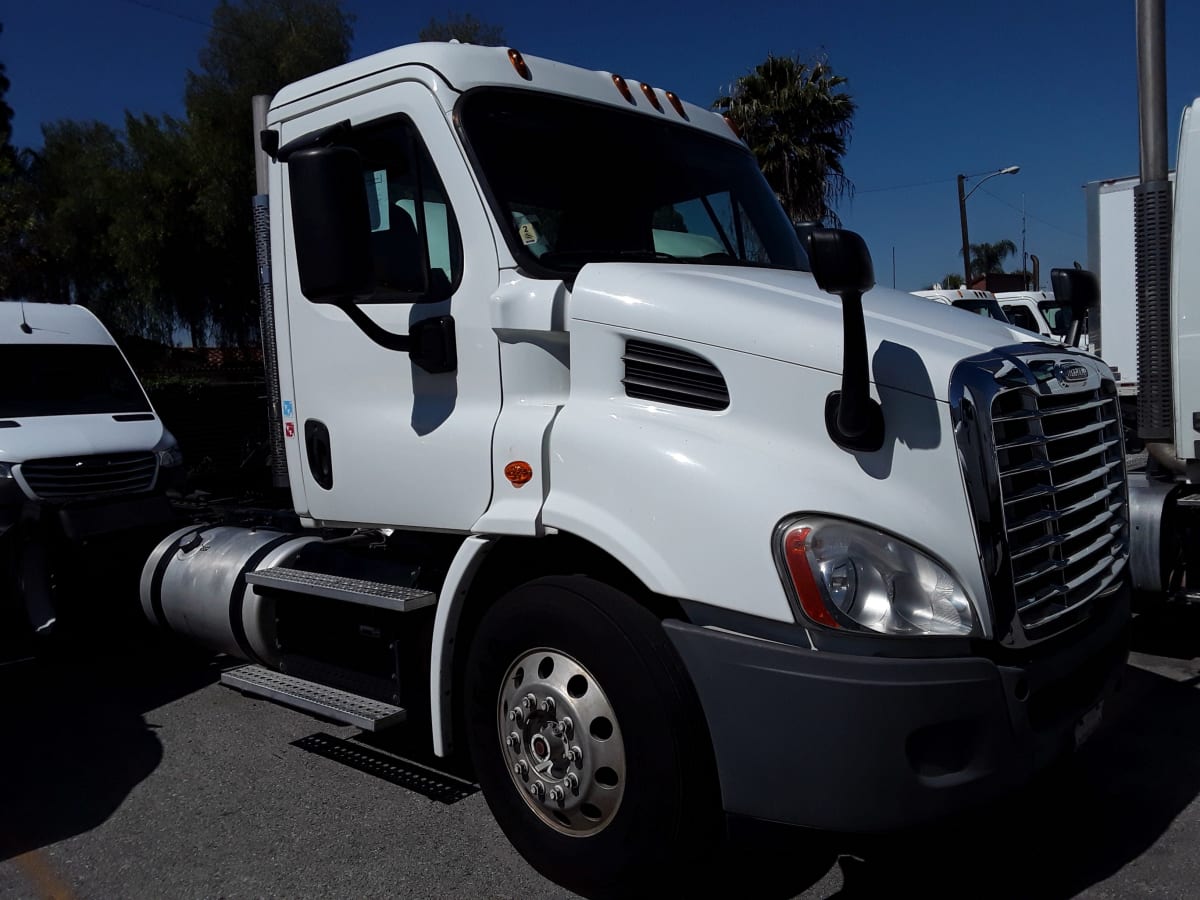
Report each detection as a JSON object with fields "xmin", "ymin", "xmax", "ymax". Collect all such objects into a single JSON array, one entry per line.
[{"xmin": 430, "ymin": 534, "xmax": 496, "ymax": 756}]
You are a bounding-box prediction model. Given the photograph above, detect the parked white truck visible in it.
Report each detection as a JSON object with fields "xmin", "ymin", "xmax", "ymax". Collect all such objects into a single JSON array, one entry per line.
[
  {"xmin": 139, "ymin": 43, "xmax": 1131, "ymax": 893},
  {"xmin": 0, "ymin": 301, "xmax": 180, "ymax": 650},
  {"xmin": 1085, "ymin": 173, "xmax": 1174, "ymax": 395}
]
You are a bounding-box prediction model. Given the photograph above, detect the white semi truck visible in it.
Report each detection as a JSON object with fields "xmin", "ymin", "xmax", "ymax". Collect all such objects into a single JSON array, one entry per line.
[{"xmin": 139, "ymin": 42, "xmax": 1131, "ymax": 893}]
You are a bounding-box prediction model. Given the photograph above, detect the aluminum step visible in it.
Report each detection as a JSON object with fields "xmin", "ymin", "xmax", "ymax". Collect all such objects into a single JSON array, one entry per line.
[
  {"xmin": 245, "ymin": 566, "xmax": 436, "ymax": 612},
  {"xmin": 220, "ymin": 664, "xmax": 406, "ymax": 731}
]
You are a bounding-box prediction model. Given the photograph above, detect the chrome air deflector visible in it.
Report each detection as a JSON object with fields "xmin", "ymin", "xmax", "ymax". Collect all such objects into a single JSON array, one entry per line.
[{"xmin": 950, "ymin": 346, "xmax": 1129, "ymax": 646}]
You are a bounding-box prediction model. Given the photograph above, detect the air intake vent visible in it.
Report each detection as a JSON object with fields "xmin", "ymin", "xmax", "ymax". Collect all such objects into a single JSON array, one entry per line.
[{"xmin": 622, "ymin": 340, "xmax": 729, "ymax": 411}]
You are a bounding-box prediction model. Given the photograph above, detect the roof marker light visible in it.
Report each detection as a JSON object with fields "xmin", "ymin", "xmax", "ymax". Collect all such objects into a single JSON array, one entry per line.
[
  {"xmin": 639, "ymin": 82, "xmax": 664, "ymax": 112},
  {"xmin": 612, "ymin": 74, "xmax": 636, "ymax": 105},
  {"xmin": 507, "ymin": 49, "xmax": 532, "ymax": 81},
  {"xmin": 665, "ymin": 91, "xmax": 688, "ymax": 120},
  {"xmin": 723, "ymin": 115, "xmax": 742, "ymax": 140}
]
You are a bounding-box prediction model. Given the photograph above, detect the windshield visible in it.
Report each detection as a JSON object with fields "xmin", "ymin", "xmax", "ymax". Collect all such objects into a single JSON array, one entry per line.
[
  {"xmin": 459, "ymin": 89, "xmax": 809, "ymax": 274},
  {"xmin": 952, "ymin": 298, "xmax": 1010, "ymax": 323},
  {"xmin": 0, "ymin": 344, "xmax": 151, "ymax": 418}
]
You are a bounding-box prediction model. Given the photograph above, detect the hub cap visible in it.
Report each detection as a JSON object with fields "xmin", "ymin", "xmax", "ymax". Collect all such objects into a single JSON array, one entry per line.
[{"xmin": 498, "ymin": 648, "xmax": 626, "ymax": 836}]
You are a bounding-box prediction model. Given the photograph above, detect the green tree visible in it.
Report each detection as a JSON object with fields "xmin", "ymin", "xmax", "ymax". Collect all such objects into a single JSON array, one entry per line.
[
  {"xmin": 962, "ymin": 239, "xmax": 1017, "ymax": 281},
  {"xmin": 0, "ymin": 23, "xmax": 15, "ymax": 178},
  {"xmin": 25, "ymin": 121, "xmax": 127, "ymax": 310},
  {"xmin": 714, "ymin": 53, "xmax": 855, "ymax": 225},
  {"xmin": 184, "ymin": 0, "xmax": 354, "ymax": 343},
  {"xmin": 418, "ymin": 11, "xmax": 504, "ymax": 45},
  {"xmin": 939, "ymin": 273, "xmax": 964, "ymax": 289},
  {"xmin": 109, "ymin": 113, "xmax": 205, "ymax": 343}
]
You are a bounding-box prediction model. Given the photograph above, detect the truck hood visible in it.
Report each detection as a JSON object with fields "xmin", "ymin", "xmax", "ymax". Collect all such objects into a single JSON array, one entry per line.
[
  {"xmin": 0, "ymin": 414, "xmax": 165, "ymax": 462},
  {"xmin": 569, "ymin": 264, "xmax": 1044, "ymax": 401}
]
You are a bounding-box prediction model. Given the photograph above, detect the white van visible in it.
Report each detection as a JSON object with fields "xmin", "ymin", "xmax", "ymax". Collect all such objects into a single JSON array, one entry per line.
[{"xmin": 1, "ymin": 301, "xmax": 181, "ymax": 641}]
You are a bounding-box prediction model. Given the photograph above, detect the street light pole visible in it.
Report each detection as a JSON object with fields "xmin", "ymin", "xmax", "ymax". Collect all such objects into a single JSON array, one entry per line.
[
  {"xmin": 957, "ymin": 165, "xmax": 1021, "ymax": 287},
  {"xmin": 958, "ymin": 174, "xmax": 971, "ymax": 285}
]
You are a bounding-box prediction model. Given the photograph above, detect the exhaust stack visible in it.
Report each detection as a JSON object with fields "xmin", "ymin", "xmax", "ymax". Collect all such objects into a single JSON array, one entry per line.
[{"xmin": 1134, "ymin": 0, "xmax": 1174, "ymax": 441}]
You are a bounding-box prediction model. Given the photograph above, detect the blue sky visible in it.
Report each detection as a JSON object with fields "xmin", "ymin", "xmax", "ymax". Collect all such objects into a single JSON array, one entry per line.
[{"xmin": 4, "ymin": 0, "xmax": 1200, "ymax": 291}]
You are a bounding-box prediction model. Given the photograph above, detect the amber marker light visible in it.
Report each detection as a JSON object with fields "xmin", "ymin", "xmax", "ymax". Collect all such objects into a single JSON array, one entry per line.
[
  {"xmin": 639, "ymin": 82, "xmax": 664, "ymax": 112},
  {"xmin": 505, "ymin": 460, "xmax": 533, "ymax": 487},
  {"xmin": 612, "ymin": 74, "xmax": 636, "ymax": 104},
  {"xmin": 507, "ymin": 48, "xmax": 532, "ymax": 80},
  {"xmin": 782, "ymin": 527, "xmax": 839, "ymax": 628},
  {"xmin": 665, "ymin": 90, "xmax": 688, "ymax": 119},
  {"xmin": 723, "ymin": 115, "xmax": 742, "ymax": 139}
]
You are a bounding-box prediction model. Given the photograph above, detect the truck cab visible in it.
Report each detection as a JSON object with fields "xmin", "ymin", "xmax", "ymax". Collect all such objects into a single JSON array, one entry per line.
[
  {"xmin": 1, "ymin": 301, "xmax": 180, "ymax": 644},
  {"xmin": 143, "ymin": 43, "xmax": 1131, "ymax": 894}
]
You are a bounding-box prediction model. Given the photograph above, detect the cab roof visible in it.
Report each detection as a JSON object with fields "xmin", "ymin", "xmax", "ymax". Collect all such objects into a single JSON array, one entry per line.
[{"xmin": 269, "ymin": 42, "xmax": 736, "ymax": 144}]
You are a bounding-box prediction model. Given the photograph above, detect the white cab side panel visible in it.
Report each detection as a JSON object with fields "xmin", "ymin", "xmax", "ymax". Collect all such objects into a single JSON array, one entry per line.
[{"xmin": 275, "ymin": 77, "xmax": 502, "ymax": 530}]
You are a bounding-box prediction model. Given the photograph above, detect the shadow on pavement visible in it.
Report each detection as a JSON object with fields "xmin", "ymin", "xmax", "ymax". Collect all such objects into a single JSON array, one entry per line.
[{"xmin": 0, "ymin": 632, "xmax": 221, "ymax": 861}]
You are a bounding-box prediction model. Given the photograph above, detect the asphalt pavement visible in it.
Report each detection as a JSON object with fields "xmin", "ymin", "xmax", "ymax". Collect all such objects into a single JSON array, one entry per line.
[{"xmin": 4, "ymin": 601, "xmax": 1200, "ymax": 899}]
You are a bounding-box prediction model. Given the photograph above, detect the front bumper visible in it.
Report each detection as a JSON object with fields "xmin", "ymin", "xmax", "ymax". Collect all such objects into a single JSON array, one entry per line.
[{"xmin": 663, "ymin": 580, "xmax": 1129, "ymax": 832}]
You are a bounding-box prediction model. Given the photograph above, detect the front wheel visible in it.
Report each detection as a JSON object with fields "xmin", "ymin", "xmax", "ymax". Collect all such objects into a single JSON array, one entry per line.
[{"xmin": 464, "ymin": 576, "xmax": 720, "ymax": 895}]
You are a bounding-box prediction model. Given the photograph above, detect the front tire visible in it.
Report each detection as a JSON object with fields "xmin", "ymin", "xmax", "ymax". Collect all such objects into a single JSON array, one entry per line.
[{"xmin": 464, "ymin": 576, "xmax": 720, "ymax": 895}]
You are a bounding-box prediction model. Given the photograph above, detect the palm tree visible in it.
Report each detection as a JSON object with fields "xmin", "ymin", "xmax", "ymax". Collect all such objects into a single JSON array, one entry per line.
[
  {"xmin": 962, "ymin": 239, "xmax": 1017, "ymax": 281},
  {"xmin": 714, "ymin": 54, "xmax": 856, "ymax": 226}
]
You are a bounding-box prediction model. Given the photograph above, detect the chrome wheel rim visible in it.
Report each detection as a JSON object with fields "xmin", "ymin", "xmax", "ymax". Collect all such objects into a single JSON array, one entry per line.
[{"xmin": 498, "ymin": 648, "xmax": 626, "ymax": 836}]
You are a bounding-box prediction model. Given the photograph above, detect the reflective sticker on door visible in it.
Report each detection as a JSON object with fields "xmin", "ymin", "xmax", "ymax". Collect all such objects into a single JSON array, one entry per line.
[
  {"xmin": 282, "ymin": 400, "xmax": 293, "ymax": 417},
  {"xmin": 285, "ymin": 421, "xmax": 295, "ymax": 438}
]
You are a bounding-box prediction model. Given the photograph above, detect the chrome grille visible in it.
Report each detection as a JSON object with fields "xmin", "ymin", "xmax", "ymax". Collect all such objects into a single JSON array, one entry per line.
[
  {"xmin": 20, "ymin": 452, "xmax": 158, "ymax": 500},
  {"xmin": 991, "ymin": 383, "xmax": 1127, "ymax": 633}
]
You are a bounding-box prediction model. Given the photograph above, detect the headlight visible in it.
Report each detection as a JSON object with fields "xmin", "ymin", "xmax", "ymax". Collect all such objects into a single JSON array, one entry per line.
[
  {"xmin": 776, "ymin": 517, "xmax": 978, "ymax": 637},
  {"xmin": 154, "ymin": 429, "xmax": 183, "ymax": 468}
]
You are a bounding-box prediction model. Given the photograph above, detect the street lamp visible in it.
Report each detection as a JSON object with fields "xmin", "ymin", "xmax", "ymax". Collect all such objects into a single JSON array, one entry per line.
[{"xmin": 957, "ymin": 165, "xmax": 1020, "ymax": 285}]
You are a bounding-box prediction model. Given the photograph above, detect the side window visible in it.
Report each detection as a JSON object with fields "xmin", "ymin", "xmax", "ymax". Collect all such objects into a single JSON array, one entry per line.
[
  {"xmin": 354, "ymin": 118, "xmax": 463, "ymax": 301},
  {"xmin": 1004, "ymin": 305, "xmax": 1038, "ymax": 332}
]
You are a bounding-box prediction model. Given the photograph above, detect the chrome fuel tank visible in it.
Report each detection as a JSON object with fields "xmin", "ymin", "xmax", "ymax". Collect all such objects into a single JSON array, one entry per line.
[{"xmin": 140, "ymin": 524, "xmax": 319, "ymax": 665}]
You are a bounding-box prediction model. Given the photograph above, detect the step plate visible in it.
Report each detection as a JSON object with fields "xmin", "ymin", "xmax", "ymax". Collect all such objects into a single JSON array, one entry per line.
[
  {"xmin": 220, "ymin": 664, "xmax": 407, "ymax": 732},
  {"xmin": 245, "ymin": 566, "xmax": 436, "ymax": 612}
]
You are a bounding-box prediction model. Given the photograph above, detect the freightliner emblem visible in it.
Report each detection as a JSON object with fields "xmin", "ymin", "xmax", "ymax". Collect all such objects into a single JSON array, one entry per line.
[{"xmin": 1056, "ymin": 364, "xmax": 1089, "ymax": 385}]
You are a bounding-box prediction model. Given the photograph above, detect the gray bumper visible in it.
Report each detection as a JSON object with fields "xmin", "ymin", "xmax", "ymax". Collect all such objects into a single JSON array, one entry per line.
[{"xmin": 663, "ymin": 582, "xmax": 1129, "ymax": 832}]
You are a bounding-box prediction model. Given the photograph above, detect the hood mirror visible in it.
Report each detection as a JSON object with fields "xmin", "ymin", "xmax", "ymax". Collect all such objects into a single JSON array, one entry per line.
[
  {"xmin": 808, "ymin": 228, "xmax": 884, "ymax": 453},
  {"xmin": 1050, "ymin": 267, "xmax": 1098, "ymax": 348}
]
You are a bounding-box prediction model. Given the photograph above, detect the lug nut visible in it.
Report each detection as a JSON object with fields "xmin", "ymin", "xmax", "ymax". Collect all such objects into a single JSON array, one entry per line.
[
  {"xmin": 564, "ymin": 773, "xmax": 580, "ymax": 793},
  {"xmin": 521, "ymin": 693, "xmax": 537, "ymax": 711},
  {"xmin": 565, "ymin": 745, "xmax": 583, "ymax": 764},
  {"xmin": 513, "ymin": 761, "xmax": 528, "ymax": 778},
  {"xmin": 559, "ymin": 716, "xmax": 574, "ymax": 738},
  {"xmin": 547, "ymin": 785, "xmax": 565, "ymax": 805},
  {"xmin": 538, "ymin": 696, "xmax": 556, "ymax": 715},
  {"xmin": 506, "ymin": 732, "xmax": 521, "ymax": 751},
  {"xmin": 529, "ymin": 780, "xmax": 545, "ymax": 799},
  {"xmin": 508, "ymin": 708, "xmax": 524, "ymax": 725}
]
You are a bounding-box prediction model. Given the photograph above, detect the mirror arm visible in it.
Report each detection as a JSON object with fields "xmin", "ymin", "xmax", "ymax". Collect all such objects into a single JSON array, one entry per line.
[
  {"xmin": 825, "ymin": 291, "xmax": 885, "ymax": 452},
  {"xmin": 335, "ymin": 303, "xmax": 457, "ymax": 373}
]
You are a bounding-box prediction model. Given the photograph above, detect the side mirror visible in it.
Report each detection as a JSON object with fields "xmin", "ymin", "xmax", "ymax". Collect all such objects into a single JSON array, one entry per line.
[
  {"xmin": 1050, "ymin": 267, "xmax": 1099, "ymax": 348},
  {"xmin": 287, "ymin": 145, "xmax": 375, "ymax": 303},
  {"xmin": 807, "ymin": 228, "xmax": 884, "ymax": 452}
]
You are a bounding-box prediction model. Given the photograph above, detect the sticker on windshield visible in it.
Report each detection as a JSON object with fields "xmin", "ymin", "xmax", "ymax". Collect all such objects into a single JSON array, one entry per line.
[{"xmin": 518, "ymin": 222, "xmax": 539, "ymax": 245}]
